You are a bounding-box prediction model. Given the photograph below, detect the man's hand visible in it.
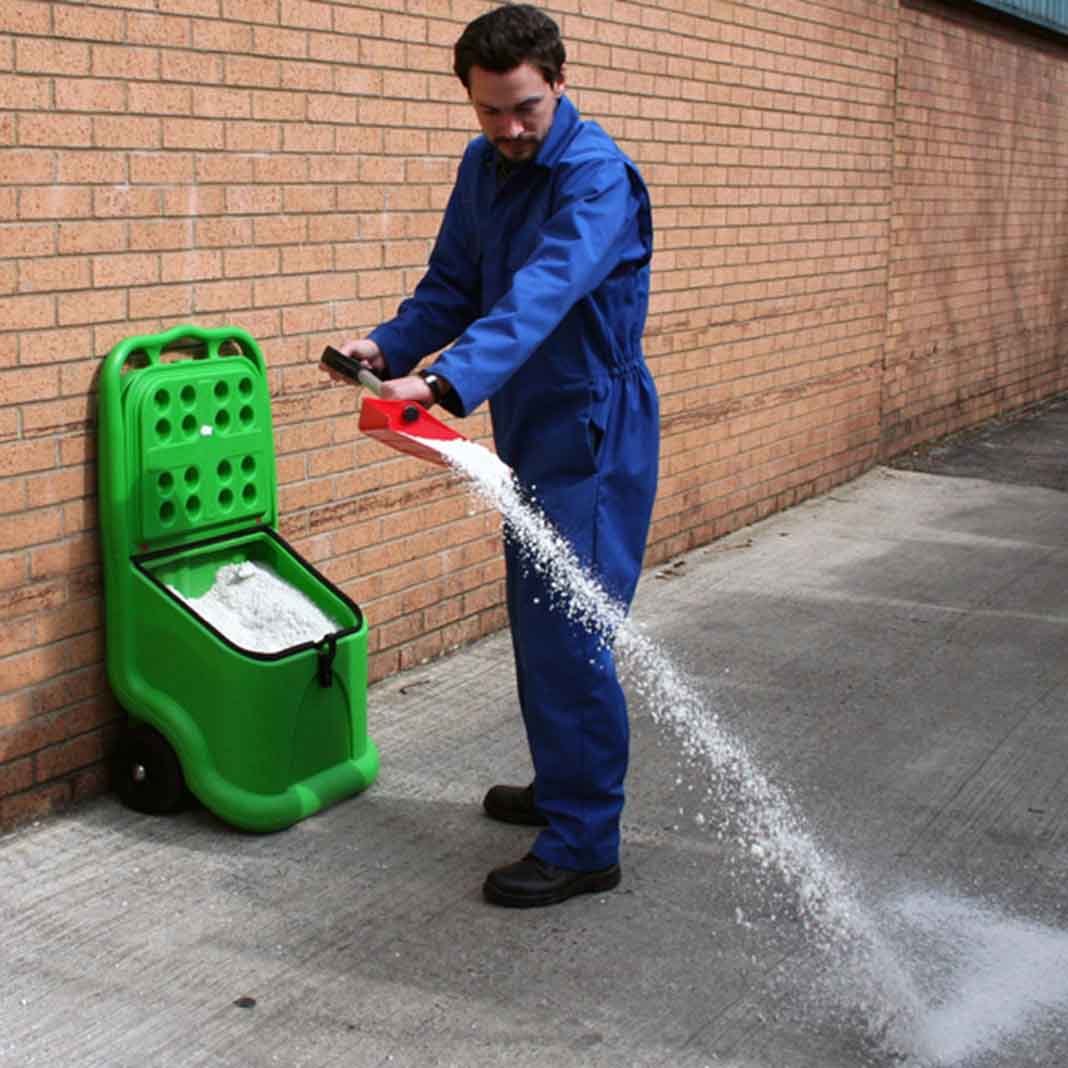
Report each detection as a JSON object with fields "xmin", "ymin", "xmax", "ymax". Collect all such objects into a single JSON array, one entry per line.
[
  {"xmin": 321, "ymin": 340, "xmax": 438, "ymax": 409},
  {"xmin": 379, "ymin": 375, "xmax": 435, "ymax": 408},
  {"xmin": 337, "ymin": 338, "xmax": 386, "ymax": 375},
  {"xmin": 321, "ymin": 338, "xmax": 388, "ymax": 389}
]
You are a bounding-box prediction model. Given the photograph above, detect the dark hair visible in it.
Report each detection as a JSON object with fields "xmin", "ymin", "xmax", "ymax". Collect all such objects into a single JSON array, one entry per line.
[{"xmin": 453, "ymin": 4, "xmax": 566, "ymax": 90}]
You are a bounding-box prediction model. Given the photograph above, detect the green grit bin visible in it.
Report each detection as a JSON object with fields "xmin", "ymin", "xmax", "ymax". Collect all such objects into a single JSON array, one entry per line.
[{"xmin": 98, "ymin": 324, "xmax": 378, "ymax": 831}]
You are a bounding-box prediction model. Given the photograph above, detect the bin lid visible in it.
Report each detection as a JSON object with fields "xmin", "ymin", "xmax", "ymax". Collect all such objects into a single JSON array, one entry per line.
[{"xmin": 99, "ymin": 325, "xmax": 279, "ymax": 557}]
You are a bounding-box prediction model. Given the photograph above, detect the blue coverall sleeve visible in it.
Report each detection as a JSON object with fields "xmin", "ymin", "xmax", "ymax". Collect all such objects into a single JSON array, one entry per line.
[
  {"xmin": 368, "ymin": 176, "xmax": 482, "ymax": 379},
  {"xmin": 431, "ymin": 159, "xmax": 641, "ymax": 416}
]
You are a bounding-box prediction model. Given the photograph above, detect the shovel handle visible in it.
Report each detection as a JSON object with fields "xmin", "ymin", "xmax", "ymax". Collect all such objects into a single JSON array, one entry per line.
[
  {"xmin": 355, "ymin": 367, "xmax": 383, "ymax": 396},
  {"xmin": 321, "ymin": 345, "xmax": 383, "ymax": 396}
]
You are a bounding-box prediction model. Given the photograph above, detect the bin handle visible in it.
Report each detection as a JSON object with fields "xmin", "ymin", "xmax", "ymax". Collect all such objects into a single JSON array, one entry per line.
[
  {"xmin": 316, "ymin": 633, "xmax": 337, "ymax": 688},
  {"xmin": 102, "ymin": 323, "xmax": 268, "ymax": 380}
]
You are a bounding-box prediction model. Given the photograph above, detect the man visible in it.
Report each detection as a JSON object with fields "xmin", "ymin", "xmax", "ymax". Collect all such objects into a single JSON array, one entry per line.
[{"xmin": 334, "ymin": 3, "xmax": 659, "ymax": 907}]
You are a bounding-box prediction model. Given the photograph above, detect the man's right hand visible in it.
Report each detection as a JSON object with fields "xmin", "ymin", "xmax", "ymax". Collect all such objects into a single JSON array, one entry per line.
[{"xmin": 337, "ymin": 338, "xmax": 387, "ymax": 376}]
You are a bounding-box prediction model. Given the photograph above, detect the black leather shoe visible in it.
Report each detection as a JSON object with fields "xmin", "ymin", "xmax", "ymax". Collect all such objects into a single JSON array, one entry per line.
[
  {"xmin": 482, "ymin": 783, "xmax": 548, "ymax": 827},
  {"xmin": 483, "ymin": 853, "xmax": 621, "ymax": 908}
]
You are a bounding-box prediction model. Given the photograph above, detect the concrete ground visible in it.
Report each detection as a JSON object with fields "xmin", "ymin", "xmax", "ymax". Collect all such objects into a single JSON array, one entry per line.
[{"xmin": 3, "ymin": 395, "xmax": 1067, "ymax": 1068}]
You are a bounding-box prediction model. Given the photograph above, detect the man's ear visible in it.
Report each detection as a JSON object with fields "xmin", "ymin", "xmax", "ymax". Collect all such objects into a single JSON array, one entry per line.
[{"xmin": 553, "ymin": 67, "xmax": 566, "ymax": 97}]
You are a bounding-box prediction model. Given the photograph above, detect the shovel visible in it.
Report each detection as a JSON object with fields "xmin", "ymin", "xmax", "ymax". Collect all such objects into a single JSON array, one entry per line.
[{"xmin": 321, "ymin": 346, "xmax": 467, "ymax": 468}]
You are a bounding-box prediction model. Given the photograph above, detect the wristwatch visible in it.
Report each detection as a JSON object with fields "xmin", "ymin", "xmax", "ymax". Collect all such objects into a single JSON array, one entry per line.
[{"xmin": 417, "ymin": 369, "xmax": 448, "ymax": 406}]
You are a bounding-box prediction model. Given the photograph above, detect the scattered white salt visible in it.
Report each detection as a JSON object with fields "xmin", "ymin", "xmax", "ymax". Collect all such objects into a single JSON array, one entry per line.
[
  {"xmin": 422, "ymin": 434, "xmax": 923, "ymax": 1048},
  {"xmin": 388, "ymin": 431, "xmax": 1068, "ymax": 1067}
]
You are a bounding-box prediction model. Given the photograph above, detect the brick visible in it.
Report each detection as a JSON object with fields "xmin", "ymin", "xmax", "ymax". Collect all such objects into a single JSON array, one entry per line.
[
  {"xmin": 18, "ymin": 327, "xmax": 92, "ymax": 366},
  {"xmin": 54, "ymin": 78, "xmax": 126, "ymax": 113},
  {"xmin": 192, "ymin": 278, "xmax": 252, "ymax": 313},
  {"xmin": 92, "ymin": 45, "xmax": 160, "ymax": 80},
  {"xmin": 224, "ymin": 120, "xmax": 282, "ymax": 152},
  {"xmin": 0, "ymin": 293, "xmax": 54, "ymax": 330},
  {"xmin": 35, "ymin": 731, "xmax": 109, "ymax": 782},
  {"xmin": 57, "ymin": 151, "xmax": 127, "ymax": 184},
  {"xmin": 162, "ymin": 117, "xmax": 224, "ymax": 150},
  {"xmin": 127, "ymin": 82, "xmax": 194, "ymax": 116},
  {"xmin": 308, "ymin": 272, "xmax": 355, "ymax": 302},
  {"xmin": 222, "ymin": 0, "xmax": 278, "ymax": 22},
  {"xmin": 29, "ymin": 666, "xmax": 98, "ymax": 719},
  {"xmin": 161, "ymin": 185, "xmax": 223, "ymax": 216},
  {"xmin": 252, "ymin": 26, "xmax": 308, "ymax": 59},
  {"xmin": 159, "ymin": 249, "xmax": 222, "ymax": 283},
  {"xmin": 280, "ymin": 0, "xmax": 332, "ymax": 32},
  {"xmin": 55, "ymin": 4, "xmax": 125, "ymax": 41},
  {"xmin": 308, "ymin": 155, "xmax": 358, "ymax": 183},
  {"xmin": 253, "ymin": 216, "xmax": 306, "ymax": 246},
  {"xmin": 0, "ymin": 2, "xmax": 51, "ymax": 33},
  {"xmin": 29, "ymin": 533, "xmax": 99, "ymax": 579},
  {"xmin": 130, "ymin": 152, "xmax": 194, "ymax": 185},
  {"xmin": 306, "ymin": 93, "xmax": 357, "ymax": 125},
  {"xmin": 0, "ymin": 440, "xmax": 54, "ymax": 480},
  {"xmin": 161, "ymin": 49, "xmax": 223, "ymax": 85},
  {"xmin": 0, "ymin": 148, "xmax": 54, "ymax": 184},
  {"xmin": 281, "ymin": 302, "xmax": 331, "ymax": 335},
  {"xmin": 333, "ymin": 66, "xmax": 382, "ymax": 97},
  {"xmin": 127, "ymin": 11, "xmax": 193, "ymax": 47},
  {"xmin": 251, "ymin": 89, "xmax": 305, "ymax": 121},
  {"xmin": 224, "ymin": 55, "xmax": 281, "ymax": 88},
  {"xmin": 190, "ymin": 162, "xmax": 249, "ymax": 198},
  {"xmin": 129, "ymin": 283, "xmax": 194, "ymax": 319},
  {"xmin": 0, "ymin": 73, "xmax": 50, "ymax": 110},
  {"xmin": 333, "ymin": 8, "xmax": 381, "ymax": 36},
  {"xmin": 58, "ymin": 433, "xmax": 93, "ymax": 467},
  {"xmin": 16, "ymin": 39, "xmax": 91, "ymax": 76},
  {"xmin": 0, "ymin": 758, "xmax": 32, "ymax": 798},
  {"xmin": 159, "ymin": 0, "xmax": 220, "ymax": 15},
  {"xmin": 58, "ymin": 221, "xmax": 126, "ymax": 255},
  {"xmin": 283, "ymin": 123, "xmax": 334, "ymax": 153},
  {"xmin": 0, "ymin": 222, "xmax": 54, "ymax": 258},
  {"xmin": 129, "ymin": 219, "xmax": 194, "ymax": 252},
  {"xmin": 195, "ymin": 216, "xmax": 254, "ymax": 247},
  {"xmin": 57, "ymin": 287, "xmax": 126, "ymax": 326},
  {"xmin": 223, "ymin": 247, "xmax": 279, "ymax": 277},
  {"xmin": 92, "ymin": 252, "xmax": 161, "ymax": 288},
  {"xmin": 253, "ymin": 154, "xmax": 308, "ymax": 184},
  {"xmin": 59, "ymin": 360, "xmax": 99, "ymax": 397},
  {"xmin": 19, "ymin": 255, "xmax": 91, "ymax": 293},
  {"xmin": 280, "ymin": 243, "xmax": 331, "ymax": 274},
  {"xmin": 0, "ymin": 506, "xmax": 63, "ymax": 554},
  {"xmin": 16, "ymin": 395, "xmax": 90, "ymax": 439},
  {"xmin": 224, "ymin": 185, "xmax": 282, "ymax": 214},
  {"xmin": 94, "ymin": 116, "xmax": 162, "ymax": 149},
  {"xmin": 277, "ymin": 56, "xmax": 335, "ymax": 92},
  {"xmin": 254, "ymin": 274, "xmax": 305, "ymax": 306},
  {"xmin": 192, "ymin": 20, "xmax": 253, "ymax": 53},
  {"xmin": 283, "ymin": 184, "xmax": 334, "ymax": 214},
  {"xmin": 193, "ymin": 86, "xmax": 253, "ymax": 119},
  {"xmin": 0, "ymin": 784, "xmax": 71, "ymax": 829}
]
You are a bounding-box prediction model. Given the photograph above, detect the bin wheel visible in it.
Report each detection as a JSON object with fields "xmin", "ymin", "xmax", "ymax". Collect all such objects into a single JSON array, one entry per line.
[{"xmin": 114, "ymin": 723, "xmax": 188, "ymax": 815}]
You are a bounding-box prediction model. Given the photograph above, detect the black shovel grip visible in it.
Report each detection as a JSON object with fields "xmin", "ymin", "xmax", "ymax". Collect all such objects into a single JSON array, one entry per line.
[{"xmin": 321, "ymin": 346, "xmax": 383, "ymax": 395}]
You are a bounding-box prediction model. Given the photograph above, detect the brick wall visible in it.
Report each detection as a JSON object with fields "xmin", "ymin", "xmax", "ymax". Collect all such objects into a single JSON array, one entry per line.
[
  {"xmin": 1, "ymin": 0, "xmax": 1066, "ymax": 827},
  {"xmin": 883, "ymin": 0, "xmax": 1068, "ymax": 451}
]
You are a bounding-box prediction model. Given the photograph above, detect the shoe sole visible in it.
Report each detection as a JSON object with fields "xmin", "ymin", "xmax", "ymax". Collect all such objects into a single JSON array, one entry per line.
[{"xmin": 482, "ymin": 867, "xmax": 621, "ymax": 908}]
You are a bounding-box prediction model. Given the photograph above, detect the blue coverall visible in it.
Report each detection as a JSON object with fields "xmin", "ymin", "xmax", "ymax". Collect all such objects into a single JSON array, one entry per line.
[{"xmin": 370, "ymin": 95, "xmax": 660, "ymax": 872}]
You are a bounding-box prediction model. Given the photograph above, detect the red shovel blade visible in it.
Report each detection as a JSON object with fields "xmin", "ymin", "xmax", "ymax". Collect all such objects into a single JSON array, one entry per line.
[{"xmin": 358, "ymin": 396, "xmax": 466, "ymax": 468}]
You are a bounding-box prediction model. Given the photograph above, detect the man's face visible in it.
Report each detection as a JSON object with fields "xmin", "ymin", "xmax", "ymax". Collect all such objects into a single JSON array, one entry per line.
[{"xmin": 467, "ymin": 62, "xmax": 565, "ymax": 162}]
